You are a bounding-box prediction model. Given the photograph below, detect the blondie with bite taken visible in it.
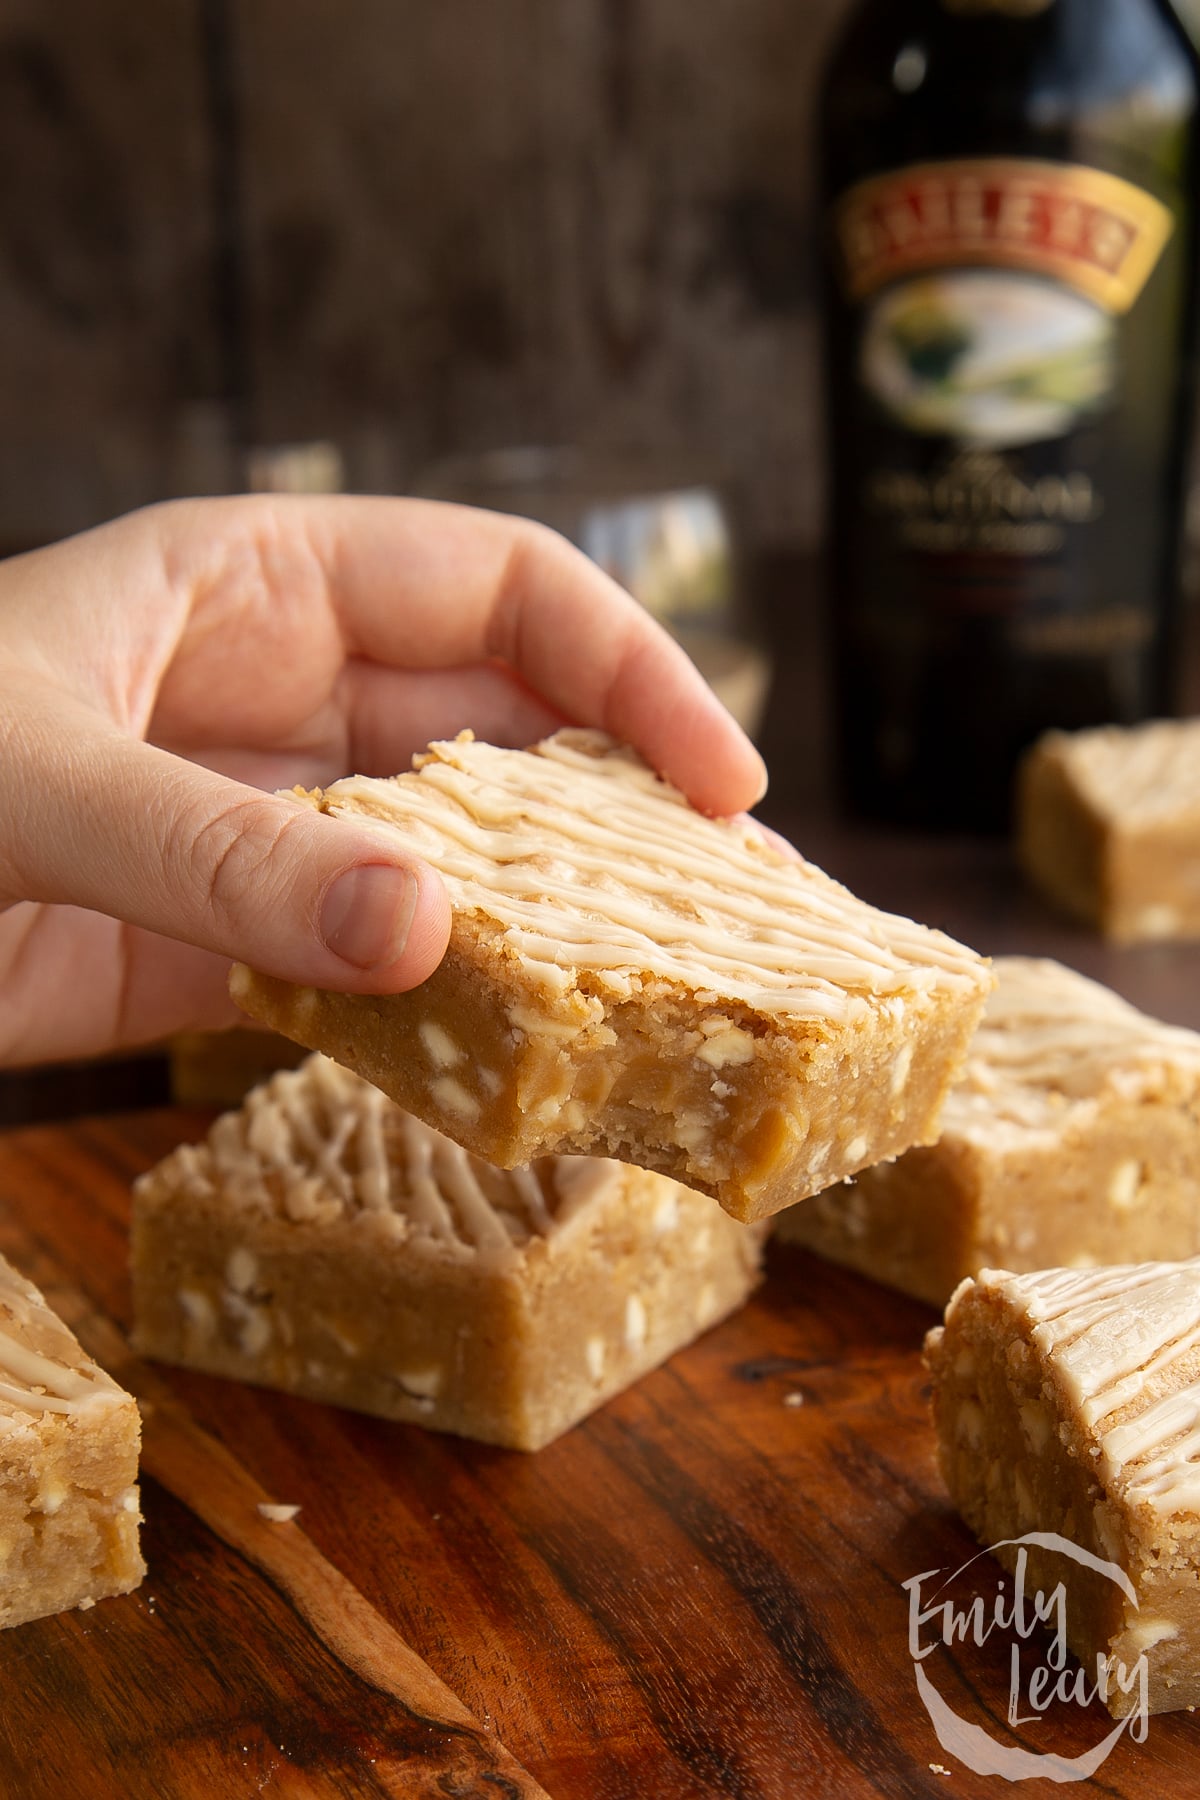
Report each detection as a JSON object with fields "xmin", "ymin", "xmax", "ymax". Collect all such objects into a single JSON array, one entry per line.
[{"xmin": 230, "ymin": 730, "xmax": 992, "ymax": 1223}]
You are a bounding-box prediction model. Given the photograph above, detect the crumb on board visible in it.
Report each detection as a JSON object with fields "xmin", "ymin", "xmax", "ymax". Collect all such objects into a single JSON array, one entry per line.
[{"xmin": 257, "ymin": 1502, "xmax": 301, "ymax": 1523}]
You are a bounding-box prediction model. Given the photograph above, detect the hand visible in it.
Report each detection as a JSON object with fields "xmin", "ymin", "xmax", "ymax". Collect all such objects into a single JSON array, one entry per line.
[{"xmin": 0, "ymin": 495, "xmax": 766, "ymax": 1068}]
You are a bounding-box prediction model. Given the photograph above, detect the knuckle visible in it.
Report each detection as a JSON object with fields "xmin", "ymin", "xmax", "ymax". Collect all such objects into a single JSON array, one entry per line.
[{"xmin": 179, "ymin": 795, "xmax": 309, "ymax": 932}]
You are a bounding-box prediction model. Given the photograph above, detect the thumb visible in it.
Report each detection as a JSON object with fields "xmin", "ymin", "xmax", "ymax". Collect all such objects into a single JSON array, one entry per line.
[{"xmin": 4, "ymin": 711, "xmax": 452, "ymax": 992}]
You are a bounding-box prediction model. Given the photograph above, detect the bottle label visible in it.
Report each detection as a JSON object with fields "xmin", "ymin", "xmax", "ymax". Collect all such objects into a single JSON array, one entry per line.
[
  {"xmin": 827, "ymin": 150, "xmax": 1187, "ymax": 822},
  {"xmin": 836, "ymin": 159, "xmax": 1171, "ymax": 451},
  {"xmin": 837, "ymin": 158, "xmax": 1172, "ymax": 312}
]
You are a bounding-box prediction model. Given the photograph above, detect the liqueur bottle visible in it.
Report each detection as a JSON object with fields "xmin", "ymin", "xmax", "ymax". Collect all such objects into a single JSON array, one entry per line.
[{"xmin": 819, "ymin": 0, "xmax": 1200, "ymax": 830}]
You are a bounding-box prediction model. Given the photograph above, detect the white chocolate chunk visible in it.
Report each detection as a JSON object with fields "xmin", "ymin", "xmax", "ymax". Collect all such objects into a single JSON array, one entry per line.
[
  {"xmin": 394, "ymin": 1367, "xmax": 443, "ymax": 1400},
  {"xmin": 419, "ymin": 1021, "xmax": 463, "ymax": 1069},
  {"xmin": 1107, "ymin": 1159, "xmax": 1143, "ymax": 1211},
  {"xmin": 429, "ymin": 1076, "xmax": 481, "ymax": 1124},
  {"xmin": 225, "ymin": 1247, "xmax": 258, "ymax": 1294},
  {"xmin": 696, "ymin": 1026, "xmax": 756, "ymax": 1069}
]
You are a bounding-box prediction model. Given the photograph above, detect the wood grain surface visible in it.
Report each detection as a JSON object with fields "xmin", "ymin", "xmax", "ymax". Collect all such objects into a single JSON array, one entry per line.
[{"xmin": 0, "ymin": 1107, "xmax": 1197, "ymax": 1797}]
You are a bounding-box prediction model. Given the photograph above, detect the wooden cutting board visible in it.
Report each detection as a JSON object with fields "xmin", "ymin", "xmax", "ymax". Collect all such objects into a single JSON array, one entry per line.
[{"xmin": 0, "ymin": 1108, "xmax": 1194, "ymax": 1799}]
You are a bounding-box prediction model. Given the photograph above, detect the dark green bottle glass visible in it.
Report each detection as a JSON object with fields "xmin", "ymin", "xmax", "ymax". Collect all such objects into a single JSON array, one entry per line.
[{"xmin": 819, "ymin": 0, "xmax": 1200, "ymax": 830}]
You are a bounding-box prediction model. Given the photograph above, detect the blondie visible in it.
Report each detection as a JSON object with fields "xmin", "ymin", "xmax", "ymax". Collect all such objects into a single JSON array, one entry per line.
[
  {"xmin": 927, "ymin": 1259, "xmax": 1200, "ymax": 1716},
  {"xmin": 131, "ymin": 1054, "xmax": 767, "ymax": 1451},
  {"xmin": 1018, "ymin": 718, "xmax": 1200, "ymax": 942},
  {"xmin": 776, "ymin": 957, "xmax": 1200, "ymax": 1307},
  {"xmin": 230, "ymin": 730, "xmax": 991, "ymax": 1223},
  {"xmin": 0, "ymin": 1255, "xmax": 143, "ymax": 1628}
]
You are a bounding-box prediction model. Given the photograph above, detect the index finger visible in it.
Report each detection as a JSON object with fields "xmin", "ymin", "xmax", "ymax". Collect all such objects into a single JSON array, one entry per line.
[{"xmin": 289, "ymin": 495, "xmax": 768, "ymax": 816}]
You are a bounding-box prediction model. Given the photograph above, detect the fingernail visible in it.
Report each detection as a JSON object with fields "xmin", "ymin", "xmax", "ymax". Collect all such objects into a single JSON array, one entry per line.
[{"xmin": 319, "ymin": 864, "xmax": 419, "ymax": 971}]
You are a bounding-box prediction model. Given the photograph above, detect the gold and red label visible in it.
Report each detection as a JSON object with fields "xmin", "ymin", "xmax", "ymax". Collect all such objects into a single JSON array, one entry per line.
[{"xmin": 836, "ymin": 158, "xmax": 1173, "ymax": 313}]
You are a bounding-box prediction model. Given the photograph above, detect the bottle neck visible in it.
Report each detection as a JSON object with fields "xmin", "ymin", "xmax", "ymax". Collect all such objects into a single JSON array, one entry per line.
[{"xmin": 822, "ymin": 0, "xmax": 1199, "ymax": 202}]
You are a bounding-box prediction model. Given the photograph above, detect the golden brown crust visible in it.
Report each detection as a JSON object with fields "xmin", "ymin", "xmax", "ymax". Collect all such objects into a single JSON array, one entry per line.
[{"xmin": 231, "ymin": 732, "xmax": 992, "ymax": 1221}]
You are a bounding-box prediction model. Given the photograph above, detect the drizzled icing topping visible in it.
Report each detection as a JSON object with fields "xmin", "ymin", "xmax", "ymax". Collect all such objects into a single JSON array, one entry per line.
[
  {"xmin": 0, "ymin": 1258, "xmax": 126, "ymax": 1419},
  {"xmin": 140, "ymin": 1054, "xmax": 639, "ymax": 1266},
  {"xmin": 944, "ymin": 957, "xmax": 1200, "ymax": 1145},
  {"xmin": 1043, "ymin": 718, "xmax": 1200, "ymax": 825},
  {"xmin": 307, "ymin": 730, "xmax": 987, "ymax": 1022},
  {"xmin": 977, "ymin": 1260, "xmax": 1200, "ymax": 1516}
]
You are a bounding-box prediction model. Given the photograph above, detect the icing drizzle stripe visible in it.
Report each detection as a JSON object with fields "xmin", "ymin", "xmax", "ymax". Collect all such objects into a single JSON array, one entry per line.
[
  {"xmin": 943, "ymin": 957, "xmax": 1200, "ymax": 1141},
  {"xmin": 141, "ymin": 1054, "xmax": 648, "ymax": 1269},
  {"xmin": 982, "ymin": 1260, "xmax": 1200, "ymax": 1515},
  {"xmin": 313, "ymin": 731, "xmax": 987, "ymax": 1021},
  {"xmin": 0, "ymin": 1264, "xmax": 124, "ymax": 1418}
]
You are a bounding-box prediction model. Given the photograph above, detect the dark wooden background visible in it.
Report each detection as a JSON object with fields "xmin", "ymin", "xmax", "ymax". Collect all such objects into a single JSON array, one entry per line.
[{"xmin": 0, "ymin": 0, "xmax": 858, "ymax": 556}]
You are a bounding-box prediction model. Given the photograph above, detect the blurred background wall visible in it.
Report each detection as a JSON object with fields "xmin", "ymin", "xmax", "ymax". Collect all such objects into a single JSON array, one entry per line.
[{"xmin": 0, "ymin": 0, "xmax": 859, "ymax": 562}]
